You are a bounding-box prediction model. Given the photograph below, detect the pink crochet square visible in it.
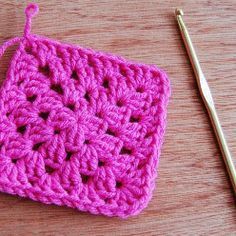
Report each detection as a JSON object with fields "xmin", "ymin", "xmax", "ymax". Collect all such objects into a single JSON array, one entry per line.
[{"xmin": 0, "ymin": 4, "xmax": 170, "ymax": 218}]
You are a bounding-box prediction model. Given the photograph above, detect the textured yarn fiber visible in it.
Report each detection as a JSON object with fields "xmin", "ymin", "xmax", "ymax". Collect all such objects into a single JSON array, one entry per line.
[{"xmin": 0, "ymin": 4, "xmax": 170, "ymax": 218}]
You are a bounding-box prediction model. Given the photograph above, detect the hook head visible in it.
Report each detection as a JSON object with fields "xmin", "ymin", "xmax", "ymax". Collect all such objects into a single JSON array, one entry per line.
[{"xmin": 175, "ymin": 8, "xmax": 184, "ymax": 16}]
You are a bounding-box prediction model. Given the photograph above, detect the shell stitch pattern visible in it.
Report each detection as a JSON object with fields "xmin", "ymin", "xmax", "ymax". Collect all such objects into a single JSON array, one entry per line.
[{"xmin": 0, "ymin": 3, "xmax": 171, "ymax": 218}]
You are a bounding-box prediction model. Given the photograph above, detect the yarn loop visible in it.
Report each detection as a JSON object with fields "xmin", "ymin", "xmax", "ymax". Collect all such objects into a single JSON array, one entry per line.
[{"xmin": 24, "ymin": 3, "xmax": 39, "ymax": 36}]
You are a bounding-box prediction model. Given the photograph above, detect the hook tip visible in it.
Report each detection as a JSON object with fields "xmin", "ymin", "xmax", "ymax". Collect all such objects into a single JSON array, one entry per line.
[{"xmin": 175, "ymin": 8, "xmax": 184, "ymax": 16}]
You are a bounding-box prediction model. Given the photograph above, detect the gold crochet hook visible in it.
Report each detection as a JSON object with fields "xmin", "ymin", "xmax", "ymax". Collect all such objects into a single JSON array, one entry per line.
[{"xmin": 175, "ymin": 9, "xmax": 236, "ymax": 195}]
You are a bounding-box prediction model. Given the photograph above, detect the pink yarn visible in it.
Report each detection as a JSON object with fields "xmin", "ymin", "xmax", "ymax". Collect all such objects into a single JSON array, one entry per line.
[{"xmin": 0, "ymin": 3, "xmax": 170, "ymax": 218}]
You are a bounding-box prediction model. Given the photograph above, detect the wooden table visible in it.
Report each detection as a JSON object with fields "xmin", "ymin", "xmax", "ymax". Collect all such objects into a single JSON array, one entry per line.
[{"xmin": 0, "ymin": 1, "xmax": 235, "ymax": 235}]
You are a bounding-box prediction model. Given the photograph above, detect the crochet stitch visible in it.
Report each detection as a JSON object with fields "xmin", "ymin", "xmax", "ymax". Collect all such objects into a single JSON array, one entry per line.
[{"xmin": 0, "ymin": 4, "xmax": 170, "ymax": 218}]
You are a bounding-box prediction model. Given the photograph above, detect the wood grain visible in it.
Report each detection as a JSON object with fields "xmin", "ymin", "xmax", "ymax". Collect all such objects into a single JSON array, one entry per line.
[{"xmin": 0, "ymin": 1, "xmax": 235, "ymax": 235}]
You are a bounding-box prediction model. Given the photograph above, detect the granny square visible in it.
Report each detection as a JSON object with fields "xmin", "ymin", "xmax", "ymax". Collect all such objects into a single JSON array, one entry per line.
[{"xmin": 0, "ymin": 4, "xmax": 170, "ymax": 218}]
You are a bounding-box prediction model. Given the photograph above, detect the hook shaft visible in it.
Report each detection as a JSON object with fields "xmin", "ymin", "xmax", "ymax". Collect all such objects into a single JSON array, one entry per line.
[{"xmin": 175, "ymin": 9, "xmax": 236, "ymax": 195}]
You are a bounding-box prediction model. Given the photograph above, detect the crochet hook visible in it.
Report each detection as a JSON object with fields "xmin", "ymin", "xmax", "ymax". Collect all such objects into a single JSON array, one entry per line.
[{"xmin": 175, "ymin": 9, "xmax": 236, "ymax": 195}]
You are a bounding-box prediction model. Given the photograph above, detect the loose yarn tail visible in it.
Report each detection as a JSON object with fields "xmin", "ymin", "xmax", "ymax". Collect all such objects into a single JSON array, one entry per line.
[
  {"xmin": 0, "ymin": 37, "xmax": 22, "ymax": 59},
  {"xmin": 0, "ymin": 3, "xmax": 39, "ymax": 59},
  {"xmin": 24, "ymin": 3, "xmax": 39, "ymax": 37}
]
